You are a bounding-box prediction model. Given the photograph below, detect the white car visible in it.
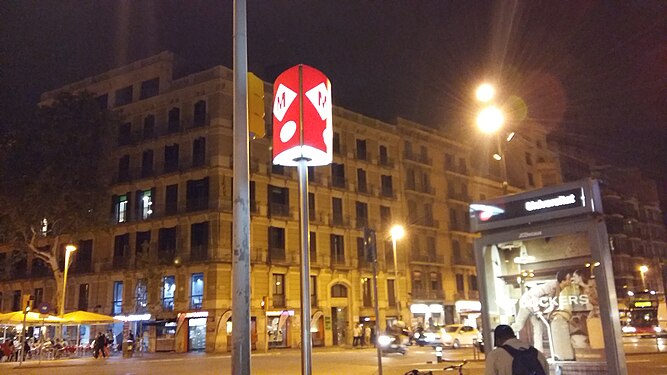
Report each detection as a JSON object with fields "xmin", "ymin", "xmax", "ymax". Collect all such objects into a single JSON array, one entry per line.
[{"xmin": 440, "ymin": 324, "xmax": 482, "ymax": 348}]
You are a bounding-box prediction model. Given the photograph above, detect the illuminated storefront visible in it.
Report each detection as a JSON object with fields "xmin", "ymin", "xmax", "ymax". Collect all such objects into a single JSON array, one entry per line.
[{"xmin": 470, "ymin": 179, "xmax": 627, "ymax": 375}]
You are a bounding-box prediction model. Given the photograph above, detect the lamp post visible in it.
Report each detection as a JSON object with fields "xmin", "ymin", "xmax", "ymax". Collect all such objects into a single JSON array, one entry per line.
[
  {"xmin": 390, "ymin": 225, "xmax": 405, "ymax": 320},
  {"xmin": 639, "ymin": 265, "xmax": 649, "ymax": 291},
  {"xmin": 475, "ymin": 83, "xmax": 508, "ymax": 194},
  {"xmin": 61, "ymin": 244, "xmax": 77, "ymax": 316}
]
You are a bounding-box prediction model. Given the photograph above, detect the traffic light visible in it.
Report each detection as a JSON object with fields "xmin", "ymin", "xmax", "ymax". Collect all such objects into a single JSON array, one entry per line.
[
  {"xmin": 247, "ymin": 72, "xmax": 266, "ymax": 139},
  {"xmin": 21, "ymin": 294, "xmax": 33, "ymax": 312},
  {"xmin": 364, "ymin": 228, "xmax": 377, "ymax": 263}
]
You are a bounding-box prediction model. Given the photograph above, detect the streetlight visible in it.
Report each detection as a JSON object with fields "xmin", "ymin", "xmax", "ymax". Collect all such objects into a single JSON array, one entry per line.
[
  {"xmin": 390, "ymin": 225, "xmax": 405, "ymax": 320},
  {"xmin": 639, "ymin": 265, "xmax": 649, "ymax": 291},
  {"xmin": 475, "ymin": 83, "xmax": 508, "ymax": 194},
  {"xmin": 61, "ymin": 243, "xmax": 77, "ymax": 316}
]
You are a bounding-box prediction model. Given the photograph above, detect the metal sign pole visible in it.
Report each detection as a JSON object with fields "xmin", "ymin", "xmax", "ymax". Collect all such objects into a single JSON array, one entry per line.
[
  {"xmin": 232, "ymin": 0, "xmax": 251, "ymax": 374},
  {"xmin": 297, "ymin": 159, "xmax": 312, "ymax": 375},
  {"xmin": 372, "ymin": 257, "xmax": 383, "ymax": 375}
]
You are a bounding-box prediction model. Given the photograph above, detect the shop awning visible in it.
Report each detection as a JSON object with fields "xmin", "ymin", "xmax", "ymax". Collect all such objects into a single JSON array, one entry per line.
[
  {"xmin": 0, "ymin": 311, "xmax": 66, "ymax": 324},
  {"xmin": 63, "ymin": 311, "xmax": 119, "ymax": 325}
]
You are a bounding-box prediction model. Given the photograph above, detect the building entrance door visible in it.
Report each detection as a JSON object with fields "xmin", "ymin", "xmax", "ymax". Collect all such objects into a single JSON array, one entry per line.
[
  {"xmin": 331, "ymin": 307, "xmax": 348, "ymax": 346},
  {"xmin": 188, "ymin": 317, "xmax": 206, "ymax": 351}
]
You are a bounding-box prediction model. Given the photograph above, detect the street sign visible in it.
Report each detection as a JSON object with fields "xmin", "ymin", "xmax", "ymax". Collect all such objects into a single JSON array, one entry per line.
[
  {"xmin": 272, "ymin": 64, "xmax": 332, "ymax": 167},
  {"xmin": 37, "ymin": 302, "xmax": 52, "ymax": 314}
]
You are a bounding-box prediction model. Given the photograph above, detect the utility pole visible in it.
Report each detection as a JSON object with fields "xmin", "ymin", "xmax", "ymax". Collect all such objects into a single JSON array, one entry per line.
[
  {"xmin": 232, "ymin": 0, "xmax": 251, "ymax": 374},
  {"xmin": 365, "ymin": 228, "xmax": 383, "ymax": 375}
]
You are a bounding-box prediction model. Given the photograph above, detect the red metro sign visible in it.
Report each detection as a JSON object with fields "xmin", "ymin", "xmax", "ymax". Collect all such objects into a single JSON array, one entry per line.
[{"xmin": 272, "ymin": 65, "xmax": 332, "ymax": 166}]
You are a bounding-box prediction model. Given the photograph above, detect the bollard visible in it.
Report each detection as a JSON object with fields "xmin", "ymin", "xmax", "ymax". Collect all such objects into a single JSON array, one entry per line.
[{"xmin": 435, "ymin": 345, "xmax": 443, "ymax": 363}]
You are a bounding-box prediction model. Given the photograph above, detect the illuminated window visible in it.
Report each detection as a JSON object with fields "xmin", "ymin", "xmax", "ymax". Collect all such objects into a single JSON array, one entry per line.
[
  {"xmin": 112, "ymin": 281, "xmax": 123, "ymax": 315},
  {"xmin": 140, "ymin": 190, "xmax": 153, "ymax": 219},
  {"xmin": 116, "ymin": 195, "xmax": 128, "ymax": 223},
  {"xmin": 190, "ymin": 273, "xmax": 204, "ymax": 309},
  {"xmin": 162, "ymin": 276, "xmax": 175, "ymax": 311}
]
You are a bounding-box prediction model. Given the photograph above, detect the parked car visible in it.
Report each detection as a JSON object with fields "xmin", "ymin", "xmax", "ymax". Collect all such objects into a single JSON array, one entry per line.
[{"xmin": 439, "ymin": 324, "xmax": 482, "ymax": 349}]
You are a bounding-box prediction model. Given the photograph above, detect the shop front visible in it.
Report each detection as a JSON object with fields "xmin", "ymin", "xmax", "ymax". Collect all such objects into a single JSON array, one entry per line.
[
  {"xmin": 311, "ymin": 311, "xmax": 325, "ymax": 347},
  {"xmin": 470, "ymin": 179, "xmax": 627, "ymax": 374},
  {"xmin": 454, "ymin": 300, "xmax": 481, "ymax": 328},
  {"xmin": 409, "ymin": 303, "xmax": 445, "ymax": 329},
  {"xmin": 175, "ymin": 311, "xmax": 209, "ymax": 352},
  {"xmin": 267, "ymin": 310, "xmax": 293, "ymax": 348}
]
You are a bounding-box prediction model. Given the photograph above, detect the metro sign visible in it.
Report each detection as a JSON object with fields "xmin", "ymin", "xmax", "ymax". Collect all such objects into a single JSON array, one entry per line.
[{"xmin": 272, "ymin": 65, "xmax": 332, "ymax": 167}]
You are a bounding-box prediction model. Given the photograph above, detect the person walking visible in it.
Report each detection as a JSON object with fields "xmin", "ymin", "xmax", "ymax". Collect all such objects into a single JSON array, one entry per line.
[
  {"xmin": 485, "ymin": 325, "xmax": 548, "ymax": 375},
  {"xmin": 93, "ymin": 333, "xmax": 106, "ymax": 359},
  {"xmin": 352, "ymin": 325, "xmax": 361, "ymax": 347},
  {"xmin": 364, "ymin": 325, "xmax": 372, "ymax": 347}
]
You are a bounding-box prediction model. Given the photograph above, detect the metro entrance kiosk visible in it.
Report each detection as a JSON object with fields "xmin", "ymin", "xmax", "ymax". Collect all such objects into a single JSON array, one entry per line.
[{"xmin": 469, "ymin": 179, "xmax": 627, "ymax": 374}]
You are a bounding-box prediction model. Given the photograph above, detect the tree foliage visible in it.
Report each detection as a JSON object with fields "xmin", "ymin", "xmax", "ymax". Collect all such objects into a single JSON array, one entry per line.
[{"xmin": 0, "ymin": 91, "xmax": 116, "ymax": 241}]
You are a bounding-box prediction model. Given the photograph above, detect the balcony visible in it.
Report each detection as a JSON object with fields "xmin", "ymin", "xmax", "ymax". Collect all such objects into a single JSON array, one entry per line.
[
  {"xmin": 330, "ymin": 176, "xmax": 347, "ymax": 189},
  {"xmin": 273, "ymin": 294, "xmax": 286, "ymax": 308},
  {"xmin": 186, "ymin": 197, "xmax": 210, "ymax": 212},
  {"xmin": 414, "ymin": 218, "xmax": 439, "ymax": 229},
  {"xmin": 268, "ymin": 248, "xmax": 286, "ymax": 263},
  {"xmin": 404, "ymin": 151, "xmax": 432, "ymax": 166},
  {"xmin": 452, "ymin": 253, "xmax": 475, "ymax": 266},
  {"xmin": 112, "ymin": 256, "xmax": 130, "ymax": 269},
  {"xmin": 378, "ymin": 157, "xmax": 394, "ymax": 168},
  {"xmin": 269, "ymin": 203, "xmax": 290, "ymax": 218},
  {"xmin": 411, "ymin": 290, "xmax": 444, "ymax": 300}
]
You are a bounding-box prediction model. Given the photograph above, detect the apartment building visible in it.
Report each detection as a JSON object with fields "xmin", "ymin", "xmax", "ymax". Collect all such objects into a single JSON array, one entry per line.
[{"xmin": 0, "ymin": 51, "xmax": 562, "ymax": 352}]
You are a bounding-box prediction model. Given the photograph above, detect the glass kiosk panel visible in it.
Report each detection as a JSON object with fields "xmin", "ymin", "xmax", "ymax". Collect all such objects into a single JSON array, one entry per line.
[{"xmin": 481, "ymin": 231, "xmax": 606, "ymax": 363}]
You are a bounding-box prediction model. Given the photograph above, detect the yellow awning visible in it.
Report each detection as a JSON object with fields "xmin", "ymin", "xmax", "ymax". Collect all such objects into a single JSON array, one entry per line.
[
  {"xmin": 63, "ymin": 311, "xmax": 118, "ymax": 324},
  {"xmin": 0, "ymin": 311, "xmax": 66, "ymax": 324}
]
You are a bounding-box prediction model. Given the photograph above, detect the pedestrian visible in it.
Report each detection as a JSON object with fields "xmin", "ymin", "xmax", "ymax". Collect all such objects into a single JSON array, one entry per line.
[
  {"xmin": 364, "ymin": 325, "xmax": 371, "ymax": 347},
  {"xmin": 352, "ymin": 325, "xmax": 361, "ymax": 347},
  {"xmin": 93, "ymin": 333, "xmax": 106, "ymax": 359},
  {"xmin": 485, "ymin": 324, "xmax": 548, "ymax": 375}
]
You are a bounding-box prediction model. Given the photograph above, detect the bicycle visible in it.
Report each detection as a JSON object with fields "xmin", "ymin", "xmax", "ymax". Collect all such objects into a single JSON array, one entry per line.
[{"xmin": 404, "ymin": 359, "xmax": 469, "ymax": 375}]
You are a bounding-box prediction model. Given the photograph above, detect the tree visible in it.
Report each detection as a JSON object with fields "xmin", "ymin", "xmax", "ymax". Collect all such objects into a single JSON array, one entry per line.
[{"xmin": 0, "ymin": 91, "xmax": 116, "ymax": 315}]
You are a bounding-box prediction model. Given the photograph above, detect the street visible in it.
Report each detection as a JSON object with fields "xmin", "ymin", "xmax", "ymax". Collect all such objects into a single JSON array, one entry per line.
[{"xmin": 3, "ymin": 341, "xmax": 667, "ymax": 375}]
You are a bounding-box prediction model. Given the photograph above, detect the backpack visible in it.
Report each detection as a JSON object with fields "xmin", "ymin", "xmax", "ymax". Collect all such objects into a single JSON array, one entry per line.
[{"xmin": 501, "ymin": 345, "xmax": 547, "ymax": 375}]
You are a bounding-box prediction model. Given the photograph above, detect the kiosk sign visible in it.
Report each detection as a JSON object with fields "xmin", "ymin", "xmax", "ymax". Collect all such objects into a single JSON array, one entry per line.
[{"xmin": 272, "ymin": 64, "xmax": 332, "ymax": 167}]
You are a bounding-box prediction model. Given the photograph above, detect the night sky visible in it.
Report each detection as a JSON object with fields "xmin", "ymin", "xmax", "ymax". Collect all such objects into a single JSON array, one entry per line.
[{"xmin": 1, "ymin": 1, "xmax": 666, "ymax": 197}]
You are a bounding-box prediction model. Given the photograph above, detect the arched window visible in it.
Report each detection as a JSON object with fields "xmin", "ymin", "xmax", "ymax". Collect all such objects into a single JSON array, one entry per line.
[{"xmin": 331, "ymin": 284, "xmax": 348, "ymax": 298}]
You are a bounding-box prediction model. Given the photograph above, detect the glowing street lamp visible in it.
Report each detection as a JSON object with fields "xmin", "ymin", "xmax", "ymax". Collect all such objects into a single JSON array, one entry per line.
[
  {"xmin": 61, "ymin": 244, "xmax": 77, "ymax": 316},
  {"xmin": 475, "ymin": 83, "xmax": 496, "ymax": 103},
  {"xmin": 390, "ymin": 225, "xmax": 405, "ymax": 319},
  {"xmin": 476, "ymin": 106, "xmax": 505, "ymax": 134}
]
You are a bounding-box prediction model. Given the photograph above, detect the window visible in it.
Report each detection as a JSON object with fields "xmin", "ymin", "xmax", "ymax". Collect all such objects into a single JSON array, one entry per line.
[
  {"xmin": 445, "ymin": 154, "xmax": 454, "ymax": 169},
  {"xmin": 527, "ymin": 172, "xmax": 535, "ymax": 186},
  {"xmin": 357, "ymin": 169, "xmax": 367, "ymax": 193},
  {"xmin": 143, "ymin": 115, "xmax": 155, "ymax": 139},
  {"xmin": 455, "ymin": 274, "xmax": 464, "ymax": 292},
  {"xmin": 158, "ymin": 227, "xmax": 177, "ymax": 263},
  {"xmin": 136, "ymin": 231, "xmax": 151, "ymax": 259},
  {"xmin": 333, "ymin": 132, "xmax": 341, "ymax": 154},
  {"xmin": 137, "ymin": 189, "xmax": 154, "ymax": 220},
  {"xmin": 165, "ymin": 184, "xmax": 178, "ymax": 215},
  {"xmin": 117, "ymin": 155, "xmax": 130, "ymax": 182},
  {"xmin": 186, "ymin": 177, "xmax": 210, "ymax": 212},
  {"xmin": 381, "ymin": 175, "xmax": 393, "ymax": 197},
  {"xmin": 331, "ymin": 163, "xmax": 345, "ymax": 188},
  {"xmin": 387, "ymin": 279, "xmax": 396, "ymax": 306},
  {"xmin": 413, "ymin": 271, "xmax": 423, "ymax": 292},
  {"xmin": 141, "ymin": 150, "xmax": 154, "ymax": 178},
  {"xmin": 458, "ymin": 157, "xmax": 467, "ymax": 174},
  {"xmin": 452, "ymin": 239, "xmax": 461, "ymax": 260},
  {"xmin": 113, "ymin": 234, "xmax": 130, "ymax": 268},
  {"xmin": 162, "ymin": 276, "xmax": 175, "ymax": 311},
  {"xmin": 420, "ymin": 145, "xmax": 428, "ymax": 163},
  {"xmin": 469, "ymin": 275, "xmax": 478, "ymax": 291},
  {"xmin": 355, "ymin": 201, "xmax": 368, "ymax": 228},
  {"xmin": 330, "ymin": 234, "xmax": 345, "ymax": 265},
  {"xmin": 269, "ymin": 227, "xmax": 286, "ymax": 262},
  {"xmin": 78, "ymin": 283, "xmax": 89, "ymax": 311},
  {"xmin": 426, "ymin": 237, "xmax": 436, "ymax": 261},
  {"xmin": 168, "ymin": 107, "xmax": 181, "ymax": 133},
  {"xmin": 193, "ymin": 100, "xmax": 207, "ymax": 127},
  {"xmin": 310, "ymin": 231, "xmax": 317, "ymax": 263},
  {"xmin": 308, "ymin": 193, "xmax": 316, "ymax": 221},
  {"xmin": 273, "ymin": 274, "xmax": 285, "ymax": 308},
  {"xmin": 356, "ymin": 139, "xmax": 367, "ymax": 160},
  {"xmin": 430, "ymin": 272, "xmax": 440, "ymax": 292},
  {"xmin": 113, "ymin": 281, "xmax": 123, "ymax": 315},
  {"xmin": 34, "ymin": 288, "xmax": 44, "ymax": 306},
  {"xmin": 193, "ymin": 137, "xmax": 206, "ymax": 167},
  {"xmin": 332, "ymin": 197, "xmax": 343, "ymax": 225},
  {"xmin": 362, "ymin": 277, "xmax": 372, "ymax": 307},
  {"xmin": 406, "ymin": 169, "xmax": 415, "ymax": 190},
  {"xmin": 12, "ymin": 290, "xmax": 21, "ymax": 311},
  {"xmin": 135, "ymin": 279, "xmax": 148, "ymax": 313},
  {"xmin": 449, "ymin": 208, "xmax": 458, "ymax": 228},
  {"xmin": 191, "ymin": 273, "xmax": 204, "ymax": 309},
  {"xmin": 268, "ymin": 185, "xmax": 289, "ymax": 217},
  {"xmin": 118, "ymin": 122, "xmax": 132, "ymax": 146},
  {"xmin": 357, "ymin": 237, "xmax": 366, "ymax": 264},
  {"xmin": 380, "ymin": 206, "xmax": 391, "ymax": 227},
  {"xmin": 379, "ymin": 145, "xmax": 389, "ymax": 166},
  {"xmin": 164, "ymin": 144, "xmax": 180, "ymax": 173},
  {"xmin": 331, "ymin": 284, "xmax": 348, "ymax": 298},
  {"xmin": 191, "ymin": 222, "xmax": 209, "ymax": 261},
  {"xmin": 115, "ymin": 85, "xmax": 133, "ymax": 106},
  {"xmin": 140, "ymin": 77, "xmax": 159, "ymax": 99},
  {"xmin": 310, "ymin": 275, "xmax": 318, "ymax": 306},
  {"xmin": 70, "ymin": 240, "xmax": 93, "ymax": 273}
]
